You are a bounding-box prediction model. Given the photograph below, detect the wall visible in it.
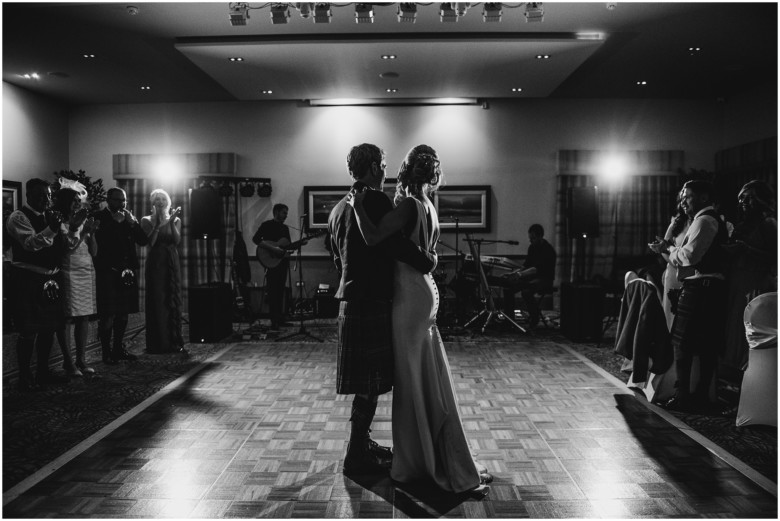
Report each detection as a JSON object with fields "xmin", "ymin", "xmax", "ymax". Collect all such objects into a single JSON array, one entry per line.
[
  {"xmin": 2, "ymin": 82, "xmax": 70, "ymax": 184},
  {"xmin": 721, "ymin": 80, "xmax": 778, "ymax": 148}
]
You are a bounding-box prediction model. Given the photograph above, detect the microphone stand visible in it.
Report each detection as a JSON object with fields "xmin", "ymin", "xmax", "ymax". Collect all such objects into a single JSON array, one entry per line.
[{"xmin": 277, "ymin": 216, "xmax": 323, "ymax": 342}]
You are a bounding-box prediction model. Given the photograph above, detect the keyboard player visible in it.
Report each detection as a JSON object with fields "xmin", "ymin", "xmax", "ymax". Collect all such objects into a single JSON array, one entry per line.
[{"xmin": 489, "ymin": 224, "xmax": 556, "ymax": 328}]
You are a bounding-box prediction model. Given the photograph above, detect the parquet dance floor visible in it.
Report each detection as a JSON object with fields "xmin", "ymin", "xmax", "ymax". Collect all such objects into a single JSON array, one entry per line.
[{"xmin": 3, "ymin": 340, "xmax": 777, "ymax": 518}]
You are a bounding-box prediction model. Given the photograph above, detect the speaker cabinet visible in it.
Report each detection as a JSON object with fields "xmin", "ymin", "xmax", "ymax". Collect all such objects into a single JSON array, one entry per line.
[
  {"xmin": 189, "ymin": 188, "xmax": 223, "ymax": 238},
  {"xmin": 567, "ymin": 186, "xmax": 600, "ymax": 239},
  {"xmin": 188, "ymin": 283, "xmax": 233, "ymax": 343},
  {"xmin": 560, "ymin": 282, "xmax": 605, "ymax": 342}
]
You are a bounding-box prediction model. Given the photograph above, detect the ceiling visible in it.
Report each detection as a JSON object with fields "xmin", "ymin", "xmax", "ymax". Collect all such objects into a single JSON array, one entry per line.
[{"xmin": 2, "ymin": 2, "xmax": 777, "ymax": 106}]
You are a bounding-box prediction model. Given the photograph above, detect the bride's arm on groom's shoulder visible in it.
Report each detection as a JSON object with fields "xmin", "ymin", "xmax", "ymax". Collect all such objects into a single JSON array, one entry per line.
[{"xmin": 350, "ymin": 191, "xmax": 415, "ymax": 246}]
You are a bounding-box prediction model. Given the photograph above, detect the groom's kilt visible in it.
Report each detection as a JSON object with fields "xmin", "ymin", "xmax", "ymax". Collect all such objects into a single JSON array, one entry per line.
[{"xmin": 336, "ymin": 299, "xmax": 394, "ymax": 395}]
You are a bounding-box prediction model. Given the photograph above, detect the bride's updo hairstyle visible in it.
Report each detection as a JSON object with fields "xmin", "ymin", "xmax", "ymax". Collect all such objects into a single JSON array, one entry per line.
[{"xmin": 394, "ymin": 144, "xmax": 442, "ymax": 205}]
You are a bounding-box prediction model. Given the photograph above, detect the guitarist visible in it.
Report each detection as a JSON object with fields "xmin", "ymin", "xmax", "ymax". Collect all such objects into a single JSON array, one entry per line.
[{"xmin": 252, "ymin": 203, "xmax": 306, "ymax": 331}]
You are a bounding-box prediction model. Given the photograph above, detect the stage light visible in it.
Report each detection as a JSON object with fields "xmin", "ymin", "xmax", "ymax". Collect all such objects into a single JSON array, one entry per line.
[
  {"xmin": 599, "ymin": 154, "xmax": 629, "ymax": 184},
  {"xmin": 440, "ymin": 3, "xmax": 458, "ymax": 22},
  {"xmin": 397, "ymin": 3, "xmax": 417, "ymax": 23},
  {"xmin": 228, "ymin": 2, "xmax": 249, "ymax": 26},
  {"xmin": 355, "ymin": 3, "xmax": 374, "ymax": 23},
  {"xmin": 257, "ymin": 182, "xmax": 273, "ymax": 198},
  {"xmin": 270, "ymin": 3, "xmax": 291, "ymax": 24},
  {"xmin": 151, "ymin": 156, "xmax": 184, "ymax": 181},
  {"xmin": 295, "ymin": 2, "xmax": 314, "ymax": 18},
  {"xmin": 524, "ymin": 2, "xmax": 544, "ymax": 22},
  {"xmin": 482, "ymin": 3, "xmax": 502, "ymax": 22},
  {"xmin": 313, "ymin": 3, "xmax": 332, "ymax": 23},
  {"xmin": 454, "ymin": 2, "xmax": 471, "ymax": 16}
]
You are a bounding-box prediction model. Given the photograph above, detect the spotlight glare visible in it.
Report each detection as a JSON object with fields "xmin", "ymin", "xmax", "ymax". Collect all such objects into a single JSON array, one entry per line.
[{"xmin": 600, "ymin": 154, "xmax": 629, "ymax": 183}]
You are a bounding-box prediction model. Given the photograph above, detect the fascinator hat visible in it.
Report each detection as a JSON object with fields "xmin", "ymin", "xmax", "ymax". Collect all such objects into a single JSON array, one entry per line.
[{"xmin": 58, "ymin": 177, "xmax": 89, "ymax": 203}]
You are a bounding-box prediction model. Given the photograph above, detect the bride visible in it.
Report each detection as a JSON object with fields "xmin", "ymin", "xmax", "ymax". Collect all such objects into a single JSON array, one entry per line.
[{"xmin": 349, "ymin": 144, "xmax": 491, "ymax": 497}]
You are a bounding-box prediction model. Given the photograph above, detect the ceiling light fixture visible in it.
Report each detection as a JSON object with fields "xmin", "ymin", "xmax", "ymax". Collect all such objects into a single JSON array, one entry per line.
[
  {"xmin": 228, "ymin": 57, "xmax": 244, "ymax": 62},
  {"xmin": 511, "ymin": 87, "xmax": 522, "ymax": 92},
  {"xmin": 295, "ymin": 2, "xmax": 314, "ymax": 18},
  {"xmin": 440, "ymin": 3, "xmax": 458, "ymax": 22},
  {"xmin": 606, "ymin": 2, "xmax": 617, "ymax": 10},
  {"xmin": 140, "ymin": 85, "xmax": 151, "ymax": 90},
  {"xmin": 397, "ymin": 3, "xmax": 417, "ymax": 23},
  {"xmin": 535, "ymin": 54, "xmax": 550, "ymax": 59},
  {"xmin": 228, "ymin": 2, "xmax": 249, "ymax": 25},
  {"xmin": 83, "ymin": 54, "xmax": 96, "ymax": 58},
  {"xmin": 482, "ymin": 3, "xmax": 502, "ymax": 22},
  {"xmin": 313, "ymin": 3, "xmax": 332, "ymax": 23},
  {"xmin": 270, "ymin": 3, "xmax": 290, "ymax": 23},
  {"xmin": 381, "ymin": 54, "xmax": 397, "ymax": 60},
  {"xmin": 355, "ymin": 3, "xmax": 374, "ymax": 23},
  {"xmin": 22, "ymin": 73, "xmax": 40, "ymax": 80},
  {"xmin": 308, "ymin": 97, "xmax": 480, "ymax": 107},
  {"xmin": 524, "ymin": 2, "xmax": 544, "ymax": 22},
  {"xmin": 262, "ymin": 90, "xmax": 273, "ymax": 94},
  {"xmin": 636, "ymin": 81, "xmax": 647, "ymax": 85},
  {"xmin": 386, "ymin": 88, "xmax": 398, "ymax": 93}
]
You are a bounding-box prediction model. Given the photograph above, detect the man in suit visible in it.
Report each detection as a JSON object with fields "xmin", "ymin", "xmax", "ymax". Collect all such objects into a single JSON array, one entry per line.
[
  {"xmin": 6, "ymin": 178, "xmax": 67, "ymax": 390},
  {"xmin": 328, "ymin": 143, "xmax": 435, "ymax": 474},
  {"xmin": 93, "ymin": 187, "xmax": 148, "ymax": 364}
]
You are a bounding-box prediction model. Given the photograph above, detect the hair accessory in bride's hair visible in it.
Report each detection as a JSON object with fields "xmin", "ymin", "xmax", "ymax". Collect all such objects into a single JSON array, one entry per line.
[{"xmin": 57, "ymin": 177, "xmax": 89, "ymax": 202}]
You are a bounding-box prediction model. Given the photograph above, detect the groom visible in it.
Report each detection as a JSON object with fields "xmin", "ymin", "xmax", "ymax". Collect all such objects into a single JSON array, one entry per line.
[{"xmin": 328, "ymin": 143, "xmax": 436, "ymax": 473}]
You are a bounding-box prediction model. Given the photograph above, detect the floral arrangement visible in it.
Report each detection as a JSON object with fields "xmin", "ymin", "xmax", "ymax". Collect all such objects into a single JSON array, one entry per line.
[{"xmin": 52, "ymin": 169, "xmax": 106, "ymax": 211}]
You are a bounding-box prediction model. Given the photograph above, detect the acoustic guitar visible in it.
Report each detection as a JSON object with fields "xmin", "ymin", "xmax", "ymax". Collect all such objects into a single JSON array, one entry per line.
[{"xmin": 256, "ymin": 230, "xmax": 326, "ymax": 269}]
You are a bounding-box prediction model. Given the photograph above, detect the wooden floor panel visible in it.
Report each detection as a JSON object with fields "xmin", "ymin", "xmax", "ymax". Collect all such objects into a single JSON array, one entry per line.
[{"xmin": 3, "ymin": 341, "xmax": 776, "ymax": 518}]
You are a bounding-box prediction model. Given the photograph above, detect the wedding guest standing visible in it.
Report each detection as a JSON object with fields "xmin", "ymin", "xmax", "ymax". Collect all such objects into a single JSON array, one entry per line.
[
  {"xmin": 94, "ymin": 188, "xmax": 147, "ymax": 364},
  {"xmin": 53, "ymin": 182, "xmax": 99, "ymax": 377},
  {"xmin": 140, "ymin": 188, "xmax": 186, "ymax": 355}
]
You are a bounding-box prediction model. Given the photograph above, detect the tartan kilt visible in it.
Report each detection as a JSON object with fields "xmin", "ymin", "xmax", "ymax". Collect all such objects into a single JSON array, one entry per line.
[
  {"xmin": 336, "ymin": 299, "xmax": 394, "ymax": 395},
  {"xmin": 671, "ymin": 278, "xmax": 726, "ymax": 358}
]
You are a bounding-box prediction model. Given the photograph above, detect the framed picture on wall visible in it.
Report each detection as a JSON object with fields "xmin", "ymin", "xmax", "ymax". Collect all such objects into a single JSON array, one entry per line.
[
  {"xmin": 434, "ymin": 185, "xmax": 491, "ymax": 233},
  {"xmin": 3, "ymin": 180, "xmax": 22, "ymax": 220},
  {"xmin": 303, "ymin": 186, "xmax": 349, "ymax": 230}
]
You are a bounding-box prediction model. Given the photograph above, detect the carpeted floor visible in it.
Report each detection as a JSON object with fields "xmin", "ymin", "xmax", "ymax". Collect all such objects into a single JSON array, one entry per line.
[{"xmin": 2, "ymin": 317, "xmax": 776, "ymax": 494}]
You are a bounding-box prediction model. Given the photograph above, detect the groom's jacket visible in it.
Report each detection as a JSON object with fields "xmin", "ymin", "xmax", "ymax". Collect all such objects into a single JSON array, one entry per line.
[{"xmin": 328, "ymin": 181, "xmax": 434, "ymax": 302}]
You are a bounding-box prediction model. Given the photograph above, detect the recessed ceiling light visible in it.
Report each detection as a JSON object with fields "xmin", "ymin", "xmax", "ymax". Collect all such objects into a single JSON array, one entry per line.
[
  {"xmin": 381, "ymin": 54, "xmax": 397, "ymax": 60},
  {"xmin": 636, "ymin": 81, "xmax": 647, "ymax": 85},
  {"xmin": 386, "ymin": 88, "xmax": 398, "ymax": 93},
  {"xmin": 22, "ymin": 73, "xmax": 40, "ymax": 79},
  {"xmin": 83, "ymin": 54, "xmax": 96, "ymax": 58},
  {"xmin": 140, "ymin": 85, "xmax": 151, "ymax": 90},
  {"xmin": 511, "ymin": 87, "xmax": 522, "ymax": 92},
  {"xmin": 262, "ymin": 90, "xmax": 273, "ymax": 94},
  {"xmin": 228, "ymin": 57, "xmax": 244, "ymax": 62},
  {"xmin": 535, "ymin": 54, "xmax": 550, "ymax": 59}
]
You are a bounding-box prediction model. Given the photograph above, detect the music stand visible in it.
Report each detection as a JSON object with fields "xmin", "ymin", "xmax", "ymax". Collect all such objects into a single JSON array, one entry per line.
[
  {"xmin": 277, "ymin": 216, "xmax": 323, "ymax": 342},
  {"xmin": 462, "ymin": 234, "xmax": 527, "ymax": 334}
]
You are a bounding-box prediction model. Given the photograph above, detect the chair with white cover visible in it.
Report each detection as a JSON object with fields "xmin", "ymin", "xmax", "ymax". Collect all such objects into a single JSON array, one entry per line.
[{"xmin": 736, "ymin": 292, "xmax": 777, "ymax": 427}]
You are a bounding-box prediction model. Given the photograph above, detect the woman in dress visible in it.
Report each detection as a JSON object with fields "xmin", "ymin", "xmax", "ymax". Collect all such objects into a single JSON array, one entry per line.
[
  {"xmin": 722, "ymin": 180, "xmax": 777, "ymax": 371},
  {"xmin": 140, "ymin": 188, "xmax": 186, "ymax": 354},
  {"xmin": 349, "ymin": 145, "xmax": 490, "ymax": 497},
  {"xmin": 54, "ymin": 184, "xmax": 99, "ymax": 377}
]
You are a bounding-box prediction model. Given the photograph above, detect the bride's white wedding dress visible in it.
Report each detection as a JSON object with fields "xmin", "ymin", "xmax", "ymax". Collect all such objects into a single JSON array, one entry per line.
[{"xmin": 389, "ymin": 196, "xmax": 481, "ymax": 493}]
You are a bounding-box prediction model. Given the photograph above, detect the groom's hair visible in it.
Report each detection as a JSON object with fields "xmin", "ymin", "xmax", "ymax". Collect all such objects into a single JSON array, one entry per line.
[{"xmin": 347, "ymin": 143, "xmax": 383, "ymax": 181}]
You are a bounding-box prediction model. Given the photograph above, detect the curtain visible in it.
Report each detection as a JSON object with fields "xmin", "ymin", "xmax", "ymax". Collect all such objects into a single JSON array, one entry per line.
[
  {"xmin": 555, "ymin": 150, "xmax": 684, "ymax": 284},
  {"xmin": 119, "ymin": 178, "xmax": 237, "ymax": 312}
]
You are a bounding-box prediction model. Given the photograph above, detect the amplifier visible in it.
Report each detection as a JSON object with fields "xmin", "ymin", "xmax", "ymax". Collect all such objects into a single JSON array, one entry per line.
[{"xmin": 560, "ymin": 282, "xmax": 605, "ymax": 342}]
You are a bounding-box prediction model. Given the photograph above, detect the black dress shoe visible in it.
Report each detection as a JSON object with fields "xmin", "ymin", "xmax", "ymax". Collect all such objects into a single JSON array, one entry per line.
[
  {"xmin": 366, "ymin": 438, "xmax": 393, "ymax": 460},
  {"xmin": 343, "ymin": 441, "xmax": 392, "ymax": 474},
  {"xmin": 659, "ymin": 394, "xmax": 692, "ymax": 412}
]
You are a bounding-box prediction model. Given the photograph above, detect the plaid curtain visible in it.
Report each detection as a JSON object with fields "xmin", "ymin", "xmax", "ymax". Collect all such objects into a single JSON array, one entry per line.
[
  {"xmin": 554, "ymin": 150, "xmax": 684, "ymax": 284},
  {"xmin": 118, "ymin": 178, "xmax": 237, "ymax": 312}
]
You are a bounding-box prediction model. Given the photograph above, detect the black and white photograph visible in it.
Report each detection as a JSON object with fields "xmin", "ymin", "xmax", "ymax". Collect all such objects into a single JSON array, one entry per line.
[{"xmin": 2, "ymin": 2, "xmax": 777, "ymax": 518}]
